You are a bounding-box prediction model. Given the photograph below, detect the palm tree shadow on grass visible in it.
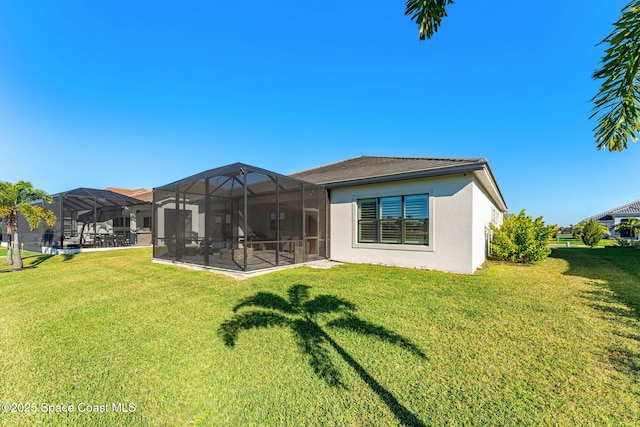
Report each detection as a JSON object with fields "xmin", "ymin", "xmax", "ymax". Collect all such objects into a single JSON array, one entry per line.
[
  {"xmin": 218, "ymin": 284, "xmax": 427, "ymax": 427},
  {"xmin": 0, "ymin": 254, "xmax": 53, "ymax": 272}
]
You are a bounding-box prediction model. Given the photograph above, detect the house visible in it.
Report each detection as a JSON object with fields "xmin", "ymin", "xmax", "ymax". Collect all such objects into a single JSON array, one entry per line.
[
  {"xmin": 105, "ymin": 187, "xmax": 153, "ymax": 203},
  {"xmin": 292, "ymin": 156, "xmax": 507, "ymax": 274},
  {"xmin": 153, "ymin": 156, "xmax": 507, "ymax": 275},
  {"xmin": 586, "ymin": 199, "xmax": 640, "ymax": 238}
]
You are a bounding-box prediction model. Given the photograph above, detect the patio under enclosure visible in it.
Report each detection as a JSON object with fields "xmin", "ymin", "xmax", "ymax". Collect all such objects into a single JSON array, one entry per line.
[{"xmin": 153, "ymin": 163, "xmax": 328, "ymax": 272}]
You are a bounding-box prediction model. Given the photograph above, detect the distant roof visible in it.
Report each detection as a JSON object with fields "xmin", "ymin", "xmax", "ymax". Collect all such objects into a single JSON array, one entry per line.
[
  {"xmin": 291, "ymin": 156, "xmax": 487, "ymax": 186},
  {"xmin": 106, "ymin": 187, "xmax": 153, "ymax": 202},
  {"xmin": 588, "ymin": 199, "xmax": 640, "ymax": 221},
  {"xmin": 52, "ymin": 188, "xmax": 147, "ymax": 212}
]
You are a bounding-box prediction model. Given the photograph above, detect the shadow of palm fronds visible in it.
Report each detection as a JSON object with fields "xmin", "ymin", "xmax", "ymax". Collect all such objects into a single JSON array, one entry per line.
[
  {"xmin": 32, "ymin": 254, "xmax": 54, "ymax": 265},
  {"xmin": 288, "ymin": 284, "xmax": 311, "ymax": 309},
  {"xmin": 303, "ymin": 295, "xmax": 356, "ymax": 316},
  {"xmin": 327, "ymin": 315, "xmax": 426, "ymax": 359},
  {"xmin": 217, "ymin": 284, "xmax": 428, "ymax": 426},
  {"xmin": 218, "ymin": 311, "xmax": 291, "ymax": 347},
  {"xmin": 233, "ymin": 292, "xmax": 296, "ymax": 314}
]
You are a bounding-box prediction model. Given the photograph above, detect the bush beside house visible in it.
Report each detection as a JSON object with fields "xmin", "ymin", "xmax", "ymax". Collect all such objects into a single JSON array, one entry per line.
[{"xmin": 490, "ymin": 210, "xmax": 555, "ymax": 264}]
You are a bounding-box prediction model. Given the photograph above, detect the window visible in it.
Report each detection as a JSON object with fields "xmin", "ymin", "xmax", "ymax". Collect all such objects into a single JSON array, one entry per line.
[
  {"xmin": 270, "ymin": 211, "xmax": 286, "ymax": 230},
  {"xmin": 357, "ymin": 194, "xmax": 429, "ymax": 245},
  {"xmin": 143, "ymin": 216, "xmax": 152, "ymax": 229},
  {"xmin": 112, "ymin": 217, "xmax": 131, "ymax": 228}
]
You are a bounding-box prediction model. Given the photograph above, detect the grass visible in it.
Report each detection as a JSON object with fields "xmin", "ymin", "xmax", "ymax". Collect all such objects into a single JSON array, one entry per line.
[
  {"xmin": 0, "ymin": 250, "xmax": 50, "ymax": 271},
  {"xmin": 1, "ymin": 247, "xmax": 639, "ymax": 426},
  {"xmin": 549, "ymin": 237, "xmax": 618, "ymax": 247}
]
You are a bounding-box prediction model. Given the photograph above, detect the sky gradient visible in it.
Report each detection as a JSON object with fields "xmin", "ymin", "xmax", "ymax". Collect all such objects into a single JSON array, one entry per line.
[{"xmin": 1, "ymin": 1, "xmax": 637, "ymax": 226}]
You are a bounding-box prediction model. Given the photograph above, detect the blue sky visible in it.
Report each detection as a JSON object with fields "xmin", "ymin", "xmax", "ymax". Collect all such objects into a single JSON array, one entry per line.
[{"xmin": 1, "ymin": 0, "xmax": 637, "ymax": 226}]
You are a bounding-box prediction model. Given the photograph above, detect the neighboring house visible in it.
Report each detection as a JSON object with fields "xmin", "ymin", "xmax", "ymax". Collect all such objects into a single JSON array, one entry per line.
[
  {"xmin": 292, "ymin": 156, "xmax": 507, "ymax": 274},
  {"xmin": 16, "ymin": 188, "xmax": 151, "ymax": 253},
  {"xmin": 106, "ymin": 187, "xmax": 153, "ymax": 203},
  {"xmin": 106, "ymin": 187, "xmax": 154, "ymax": 244},
  {"xmin": 153, "ymin": 156, "xmax": 507, "ymax": 275},
  {"xmin": 586, "ymin": 199, "xmax": 640, "ymax": 238}
]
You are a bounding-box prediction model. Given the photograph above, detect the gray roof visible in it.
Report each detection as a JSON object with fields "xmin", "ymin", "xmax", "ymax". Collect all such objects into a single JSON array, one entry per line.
[
  {"xmin": 48, "ymin": 188, "xmax": 148, "ymax": 214},
  {"xmin": 290, "ymin": 156, "xmax": 488, "ymax": 186},
  {"xmin": 589, "ymin": 199, "xmax": 640, "ymax": 221}
]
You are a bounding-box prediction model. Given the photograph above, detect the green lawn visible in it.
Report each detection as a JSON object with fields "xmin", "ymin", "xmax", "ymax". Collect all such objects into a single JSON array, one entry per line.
[
  {"xmin": 0, "ymin": 249, "xmax": 45, "ymax": 268},
  {"xmin": 1, "ymin": 247, "xmax": 638, "ymax": 426},
  {"xmin": 549, "ymin": 237, "xmax": 618, "ymax": 247}
]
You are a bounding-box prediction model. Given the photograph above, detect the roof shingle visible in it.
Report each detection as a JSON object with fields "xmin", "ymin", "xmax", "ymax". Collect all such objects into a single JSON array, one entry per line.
[
  {"xmin": 290, "ymin": 156, "xmax": 487, "ymax": 186},
  {"xmin": 589, "ymin": 199, "xmax": 640, "ymax": 221}
]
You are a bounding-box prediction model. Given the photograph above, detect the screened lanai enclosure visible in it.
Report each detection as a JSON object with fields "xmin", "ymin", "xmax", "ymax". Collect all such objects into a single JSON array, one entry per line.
[
  {"xmin": 153, "ymin": 163, "xmax": 327, "ymax": 272},
  {"xmin": 17, "ymin": 188, "xmax": 151, "ymax": 253}
]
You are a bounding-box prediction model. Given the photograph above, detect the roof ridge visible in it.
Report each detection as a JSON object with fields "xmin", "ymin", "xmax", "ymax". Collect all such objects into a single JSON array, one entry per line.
[
  {"xmin": 589, "ymin": 198, "xmax": 640, "ymax": 220},
  {"xmin": 361, "ymin": 155, "xmax": 486, "ymax": 162},
  {"xmin": 291, "ymin": 155, "xmax": 485, "ymax": 176}
]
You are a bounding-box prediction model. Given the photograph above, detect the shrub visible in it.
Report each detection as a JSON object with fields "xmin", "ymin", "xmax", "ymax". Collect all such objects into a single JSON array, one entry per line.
[
  {"xmin": 580, "ymin": 219, "xmax": 608, "ymax": 248},
  {"xmin": 490, "ymin": 210, "xmax": 555, "ymax": 264},
  {"xmin": 616, "ymin": 237, "xmax": 633, "ymax": 248}
]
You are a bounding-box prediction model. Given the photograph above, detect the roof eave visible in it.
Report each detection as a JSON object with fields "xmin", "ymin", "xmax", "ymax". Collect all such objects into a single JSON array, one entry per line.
[
  {"xmin": 321, "ymin": 163, "xmax": 486, "ymax": 188},
  {"xmin": 319, "ymin": 162, "xmax": 507, "ymax": 212},
  {"xmin": 472, "ymin": 166, "xmax": 508, "ymax": 212}
]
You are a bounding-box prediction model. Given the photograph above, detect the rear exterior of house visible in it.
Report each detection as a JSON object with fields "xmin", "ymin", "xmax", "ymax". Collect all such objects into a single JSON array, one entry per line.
[
  {"xmin": 292, "ymin": 156, "xmax": 507, "ymax": 274},
  {"xmin": 151, "ymin": 156, "xmax": 507, "ymax": 275}
]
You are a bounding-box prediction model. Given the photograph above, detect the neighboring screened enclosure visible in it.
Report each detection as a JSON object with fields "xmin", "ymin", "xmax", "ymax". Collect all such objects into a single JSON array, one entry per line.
[
  {"xmin": 17, "ymin": 188, "xmax": 151, "ymax": 253},
  {"xmin": 153, "ymin": 163, "xmax": 327, "ymax": 272}
]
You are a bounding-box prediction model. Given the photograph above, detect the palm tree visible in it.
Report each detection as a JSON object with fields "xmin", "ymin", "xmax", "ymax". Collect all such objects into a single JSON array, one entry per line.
[
  {"xmin": 0, "ymin": 181, "xmax": 57, "ymax": 270},
  {"xmin": 219, "ymin": 284, "xmax": 427, "ymax": 426},
  {"xmin": 615, "ymin": 218, "xmax": 640, "ymax": 240},
  {"xmin": 406, "ymin": 1, "xmax": 640, "ymax": 151}
]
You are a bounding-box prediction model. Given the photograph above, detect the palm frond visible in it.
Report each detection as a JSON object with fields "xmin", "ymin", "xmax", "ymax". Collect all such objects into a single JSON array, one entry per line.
[
  {"xmin": 18, "ymin": 204, "xmax": 57, "ymax": 231},
  {"xmin": 405, "ymin": 0, "xmax": 454, "ymax": 40},
  {"xmin": 592, "ymin": 0, "xmax": 640, "ymax": 151}
]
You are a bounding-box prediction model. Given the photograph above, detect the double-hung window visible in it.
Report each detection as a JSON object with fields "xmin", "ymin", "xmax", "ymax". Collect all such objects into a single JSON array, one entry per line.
[{"xmin": 357, "ymin": 194, "xmax": 429, "ymax": 245}]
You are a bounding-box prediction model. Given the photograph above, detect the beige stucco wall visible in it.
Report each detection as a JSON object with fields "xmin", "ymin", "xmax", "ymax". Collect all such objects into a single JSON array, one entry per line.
[{"xmin": 328, "ymin": 173, "xmax": 502, "ymax": 274}]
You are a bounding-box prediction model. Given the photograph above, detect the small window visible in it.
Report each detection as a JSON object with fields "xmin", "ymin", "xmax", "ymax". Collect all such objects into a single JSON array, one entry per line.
[{"xmin": 112, "ymin": 217, "xmax": 131, "ymax": 228}]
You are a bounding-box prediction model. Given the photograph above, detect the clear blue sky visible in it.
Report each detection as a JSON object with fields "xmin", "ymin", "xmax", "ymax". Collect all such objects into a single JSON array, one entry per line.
[{"xmin": 1, "ymin": 1, "xmax": 637, "ymax": 226}]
